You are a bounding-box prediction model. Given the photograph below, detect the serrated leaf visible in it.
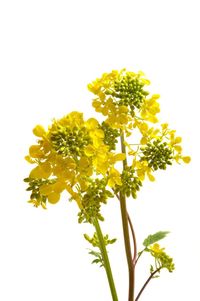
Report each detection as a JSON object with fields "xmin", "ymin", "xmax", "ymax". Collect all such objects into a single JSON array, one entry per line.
[
  {"xmin": 88, "ymin": 250, "xmax": 101, "ymax": 258},
  {"xmin": 143, "ymin": 231, "xmax": 170, "ymax": 247}
]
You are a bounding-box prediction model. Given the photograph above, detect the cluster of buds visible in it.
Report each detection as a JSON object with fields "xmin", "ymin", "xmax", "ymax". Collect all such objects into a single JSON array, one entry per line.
[
  {"xmin": 78, "ymin": 178, "xmax": 114, "ymax": 223},
  {"xmin": 140, "ymin": 140, "xmax": 173, "ymax": 170},
  {"xmin": 115, "ymin": 167, "xmax": 142, "ymax": 199},
  {"xmin": 50, "ymin": 125, "xmax": 91, "ymax": 157},
  {"xmin": 84, "ymin": 232, "xmax": 117, "ymax": 247},
  {"xmin": 106, "ymin": 73, "xmax": 149, "ymax": 115},
  {"xmin": 100, "ymin": 121, "xmax": 120, "ymax": 150}
]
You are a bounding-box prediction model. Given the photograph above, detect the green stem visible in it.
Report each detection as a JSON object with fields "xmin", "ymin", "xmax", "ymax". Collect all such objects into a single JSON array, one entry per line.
[
  {"xmin": 120, "ymin": 131, "xmax": 128, "ymax": 169},
  {"xmin": 120, "ymin": 192, "xmax": 135, "ymax": 301},
  {"xmin": 93, "ymin": 218, "xmax": 118, "ymax": 301},
  {"xmin": 120, "ymin": 131, "xmax": 135, "ymax": 301}
]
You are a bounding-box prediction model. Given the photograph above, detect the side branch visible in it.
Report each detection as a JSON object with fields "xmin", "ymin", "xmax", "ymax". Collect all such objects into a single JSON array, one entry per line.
[
  {"xmin": 135, "ymin": 267, "xmax": 162, "ymax": 301},
  {"xmin": 127, "ymin": 213, "xmax": 137, "ymax": 265},
  {"xmin": 113, "ymin": 191, "xmax": 137, "ymax": 264}
]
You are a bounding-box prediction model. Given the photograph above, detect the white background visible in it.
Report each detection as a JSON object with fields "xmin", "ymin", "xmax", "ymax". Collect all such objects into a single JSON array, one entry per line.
[{"xmin": 0, "ymin": 0, "xmax": 199, "ymax": 300}]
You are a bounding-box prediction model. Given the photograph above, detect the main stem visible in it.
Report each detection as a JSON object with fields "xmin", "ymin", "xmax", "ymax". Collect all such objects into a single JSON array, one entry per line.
[
  {"xmin": 93, "ymin": 217, "xmax": 118, "ymax": 301},
  {"xmin": 120, "ymin": 132, "xmax": 135, "ymax": 301}
]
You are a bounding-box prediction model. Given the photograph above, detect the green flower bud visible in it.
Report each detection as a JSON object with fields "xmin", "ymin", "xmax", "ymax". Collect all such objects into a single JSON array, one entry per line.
[{"xmin": 140, "ymin": 139, "xmax": 173, "ymax": 170}]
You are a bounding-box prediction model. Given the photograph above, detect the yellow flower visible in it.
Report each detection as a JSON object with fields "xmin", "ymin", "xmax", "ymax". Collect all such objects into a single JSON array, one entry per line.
[
  {"xmin": 107, "ymin": 167, "xmax": 122, "ymax": 187},
  {"xmin": 85, "ymin": 118, "xmax": 105, "ymax": 147},
  {"xmin": 150, "ymin": 243, "xmax": 165, "ymax": 254},
  {"xmin": 132, "ymin": 160, "xmax": 155, "ymax": 181},
  {"xmin": 169, "ymin": 132, "xmax": 182, "ymax": 153},
  {"xmin": 52, "ymin": 156, "xmax": 76, "ymax": 183},
  {"xmin": 134, "ymin": 120, "xmax": 160, "ymax": 144},
  {"xmin": 77, "ymin": 156, "xmax": 93, "ymax": 177},
  {"xmin": 140, "ymin": 94, "xmax": 160, "ymax": 123},
  {"xmin": 109, "ymin": 153, "xmax": 126, "ymax": 164},
  {"xmin": 84, "ymin": 144, "xmax": 110, "ymax": 174}
]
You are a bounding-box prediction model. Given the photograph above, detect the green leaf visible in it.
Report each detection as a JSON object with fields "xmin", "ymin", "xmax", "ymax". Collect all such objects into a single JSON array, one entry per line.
[
  {"xmin": 88, "ymin": 249, "xmax": 104, "ymax": 267},
  {"xmin": 143, "ymin": 231, "xmax": 170, "ymax": 247}
]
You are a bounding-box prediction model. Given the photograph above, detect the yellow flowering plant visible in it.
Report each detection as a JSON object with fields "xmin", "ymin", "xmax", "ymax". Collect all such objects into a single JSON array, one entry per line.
[{"xmin": 24, "ymin": 69, "xmax": 190, "ymax": 301}]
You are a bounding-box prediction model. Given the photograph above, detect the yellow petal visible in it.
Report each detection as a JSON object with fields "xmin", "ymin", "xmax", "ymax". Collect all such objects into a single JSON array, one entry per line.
[
  {"xmin": 39, "ymin": 184, "xmax": 53, "ymax": 195},
  {"xmin": 151, "ymin": 94, "xmax": 160, "ymax": 100},
  {"xmin": 53, "ymin": 182, "xmax": 66, "ymax": 193},
  {"xmin": 118, "ymin": 105, "xmax": 128, "ymax": 113},
  {"xmin": 94, "ymin": 129, "xmax": 105, "ymax": 139},
  {"xmin": 182, "ymin": 156, "xmax": 191, "ymax": 164},
  {"xmin": 174, "ymin": 145, "xmax": 182, "ymax": 153},
  {"xmin": 84, "ymin": 145, "xmax": 95, "ymax": 156},
  {"xmin": 29, "ymin": 166, "xmax": 43, "ymax": 178},
  {"xmin": 29, "ymin": 163, "xmax": 51, "ymax": 179},
  {"xmin": 161, "ymin": 123, "xmax": 168, "ymax": 131},
  {"xmin": 86, "ymin": 118, "xmax": 99, "ymax": 129},
  {"xmin": 118, "ymin": 114, "xmax": 128, "ymax": 124},
  {"xmin": 48, "ymin": 192, "xmax": 60, "ymax": 204},
  {"xmin": 32, "ymin": 125, "xmax": 46, "ymax": 137},
  {"xmin": 147, "ymin": 115, "xmax": 159, "ymax": 123},
  {"xmin": 140, "ymin": 136, "xmax": 148, "ymax": 145},
  {"xmin": 40, "ymin": 162, "xmax": 52, "ymax": 178},
  {"xmin": 174, "ymin": 137, "xmax": 182, "ymax": 144},
  {"xmin": 29, "ymin": 145, "xmax": 43, "ymax": 158},
  {"xmin": 92, "ymin": 99, "xmax": 102, "ymax": 109},
  {"xmin": 112, "ymin": 153, "xmax": 126, "ymax": 162}
]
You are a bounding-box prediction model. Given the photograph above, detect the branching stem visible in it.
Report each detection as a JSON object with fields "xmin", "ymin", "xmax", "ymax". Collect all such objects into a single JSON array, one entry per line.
[
  {"xmin": 127, "ymin": 213, "xmax": 137, "ymax": 265},
  {"xmin": 114, "ymin": 192, "xmax": 137, "ymax": 265}
]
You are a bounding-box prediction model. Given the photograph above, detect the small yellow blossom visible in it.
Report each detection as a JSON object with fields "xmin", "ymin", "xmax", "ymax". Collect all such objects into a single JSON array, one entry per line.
[
  {"xmin": 132, "ymin": 159, "xmax": 155, "ymax": 181},
  {"xmin": 140, "ymin": 94, "xmax": 160, "ymax": 123},
  {"xmin": 169, "ymin": 132, "xmax": 182, "ymax": 153},
  {"xmin": 108, "ymin": 167, "xmax": 122, "ymax": 187},
  {"xmin": 150, "ymin": 243, "xmax": 165, "ymax": 254}
]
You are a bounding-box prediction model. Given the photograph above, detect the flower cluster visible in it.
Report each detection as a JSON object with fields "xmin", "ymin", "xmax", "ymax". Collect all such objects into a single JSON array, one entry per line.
[
  {"xmin": 24, "ymin": 111, "xmax": 125, "ymax": 217},
  {"xmin": 24, "ymin": 69, "xmax": 190, "ymax": 219},
  {"xmin": 149, "ymin": 243, "xmax": 175, "ymax": 273},
  {"xmin": 88, "ymin": 69, "xmax": 151, "ymax": 128}
]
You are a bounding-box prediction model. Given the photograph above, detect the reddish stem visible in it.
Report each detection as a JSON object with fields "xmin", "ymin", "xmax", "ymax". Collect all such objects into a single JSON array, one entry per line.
[
  {"xmin": 127, "ymin": 212, "xmax": 137, "ymax": 265},
  {"xmin": 135, "ymin": 267, "xmax": 162, "ymax": 301}
]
